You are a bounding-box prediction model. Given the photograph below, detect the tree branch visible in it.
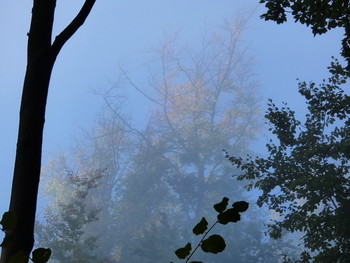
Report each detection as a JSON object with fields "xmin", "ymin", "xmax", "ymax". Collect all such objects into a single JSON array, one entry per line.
[
  {"xmin": 51, "ymin": 0, "xmax": 96, "ymax": 56},
  {"xmin": 119, "ymin": 66, "xmax": 162, "ymax": 106}
]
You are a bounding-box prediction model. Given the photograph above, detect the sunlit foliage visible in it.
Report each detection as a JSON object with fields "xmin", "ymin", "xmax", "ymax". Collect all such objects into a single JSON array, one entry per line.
[{"xmin": 36, "ymin": 165, "xmax": 107, "ymax": 262}]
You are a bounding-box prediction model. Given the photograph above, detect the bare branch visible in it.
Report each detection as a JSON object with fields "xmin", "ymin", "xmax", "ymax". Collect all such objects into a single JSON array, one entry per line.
[
  {"xmin": 160, "ymin": 45, "xmax": 187, "ymax": 149},
  {"xmin": 102, "ymin": 92, "xmax": 152, "ymax": 146},
  {"xmin": 119, "ymin": 66, "xmax": 162, "ymax": 106}
]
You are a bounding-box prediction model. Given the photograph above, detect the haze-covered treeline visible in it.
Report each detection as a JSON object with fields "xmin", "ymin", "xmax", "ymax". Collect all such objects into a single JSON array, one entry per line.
[{"xmin": 35, "ymin": 19, "xmax": 298, "ymax": 262}]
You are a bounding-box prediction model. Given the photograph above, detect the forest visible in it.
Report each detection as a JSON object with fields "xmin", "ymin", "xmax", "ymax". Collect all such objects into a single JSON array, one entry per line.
[{"xmin": 0, "ymin": 1, "xmax": 349, "ymax": 263}]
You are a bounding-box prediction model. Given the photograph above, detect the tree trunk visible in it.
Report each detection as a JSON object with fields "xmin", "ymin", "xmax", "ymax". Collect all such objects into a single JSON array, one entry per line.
[{"xmin": 0, "ymin": 0, "xmax": 95, "ymax": 262}]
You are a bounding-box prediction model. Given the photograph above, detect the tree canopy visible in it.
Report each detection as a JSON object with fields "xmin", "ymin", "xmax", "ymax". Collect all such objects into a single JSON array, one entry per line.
[
  {"xmin": 260, "ymin": 0, "xmax": 350, "ymax": 71},
  {"xmin": 36, "ymin": 20, "xmax": 299, "ymax": 262},
  {"xmin": 227, "ymin": 60, "xmax": 350, "ymax": 262}
]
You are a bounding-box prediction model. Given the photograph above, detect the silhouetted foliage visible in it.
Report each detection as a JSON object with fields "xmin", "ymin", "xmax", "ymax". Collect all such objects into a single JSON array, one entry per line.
[
  {"xmin": 171, "ymin": 197, "xmax": 249, "ymax": 263},
  {"xmin": 260, "ymin": 0, "xmax": 350, "ymax": 71},
  {"xmin": 227, "ymin": 60, "xmax": 350, "ymax": 262}
]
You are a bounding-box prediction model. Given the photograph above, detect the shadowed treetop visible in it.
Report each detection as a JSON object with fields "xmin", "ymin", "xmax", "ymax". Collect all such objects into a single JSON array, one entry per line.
[{"xmin": 260, "ymin": 0, "xmax": 350, "ymax": 71}]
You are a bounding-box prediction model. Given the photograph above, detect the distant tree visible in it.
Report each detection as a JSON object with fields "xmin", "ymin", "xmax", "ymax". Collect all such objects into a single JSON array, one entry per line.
[
  {"xmin": 227, "ymin": 60, "xmax": 350, "ymax": 262},
  {"xmin": 36, "ymin": 164, "xmax": 104, "ymax": 263},
  {"xmin": 1, "ymin": 1, "xmax": 95, "ymax": 262},
  {"xmin": 114, "ymin": 17, "xmax": 260, "ymax": 219},
  {"xmin": 73, "ymin": 19, "xmax": 297, "ymax": 262},
  {"xmin": 38, "ymin": 18, "xmax": 300, "ymax": 262},
  {"xmin": 106, "ymin": 19, "xmax": 264, "ymax": 262},
  {"xmin": 259, "ymin": 0, "xmax": 350, "ymax": 71},
  {"xmin": 36, "ymin": 114, "xmax": 135, "ymax": 261}
]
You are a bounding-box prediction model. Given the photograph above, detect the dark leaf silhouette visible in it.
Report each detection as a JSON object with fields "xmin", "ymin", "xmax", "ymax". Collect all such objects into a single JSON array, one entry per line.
[
  {"xmin": 217, "ymin": 208, "xmax": 240, "ymax": 225},
  {"xmin": 32, "ymin": 248, "xmax": 51, "ymax": 263},
  {"xmin": 201, "ymin": 235, "xmax": 226, "ymax": 254},
  {"xmin": 192, "ymin": 217, "xmax": 208, "ymax": 235},
  {"xmin": 175, "ymin": 242, "xmax": 192, "ymax": 259},
  {"xmin": 213, "ymin": 197, "xmax": 229, "ymax": 213},
  {"xmin": 232, "ymin": 201, "xmax": 249, "ymax": 212}
]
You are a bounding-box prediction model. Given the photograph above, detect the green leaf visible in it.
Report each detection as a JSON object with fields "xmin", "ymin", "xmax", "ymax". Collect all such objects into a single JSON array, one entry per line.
[
  {"xmin": 0, "ymin": 212, "xmax": 17, "ymax": 231},
  {"xmin": 32, "ymin": 248, "xmax": 51, "ymax": 263},
  {"xmin": 8, "ymin": 250, "xmax": 27, "ymax": 263},
  {"xmin": 217, "ymin": 208, "xmax": 240, "ymax": 225},
  {"xmin": 201, "ymin": 234, "xmax": 226, "ymax": 254},
  {"xmin": 213, "ymin": 197, "xmax": 229, "ymax": 213},
  {"xmin": 175, "ymin": 242, "xmax": 192, "ymax": 259},
  {"xmin": 232, "ymin": 201, "xmax": 249, "ymax": 212},
  {"xmin": 192, "ymin": 217, "xmax": 208, "ymax": 235}
]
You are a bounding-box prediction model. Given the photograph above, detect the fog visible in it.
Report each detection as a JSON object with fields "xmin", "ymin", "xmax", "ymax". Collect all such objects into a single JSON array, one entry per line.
[{"xmin": 0, "ymin": 0, "xmax": 345, "ymax": 262}]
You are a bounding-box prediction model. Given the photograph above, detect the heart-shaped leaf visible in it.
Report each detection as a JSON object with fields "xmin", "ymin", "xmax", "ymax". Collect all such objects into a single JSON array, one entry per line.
[
  {"xmin": 193, "ymin": 217, "xmax": 208, "ymax": 235},
  {"xmin": 175, "ymin": 242, "xmax": 192, "ymax": 259},
  {"xmin": 232, "ymin": 201, "xmax": 249, "ymax": 212},
  {"xmin": 213, "ymin": 197, "xmax": 229, "ymax": 213}
]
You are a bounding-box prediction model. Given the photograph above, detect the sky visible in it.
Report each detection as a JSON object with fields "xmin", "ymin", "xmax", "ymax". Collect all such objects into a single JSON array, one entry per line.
[{"xmin": 0, "ymin": 0, "xmax": 343, "ymax": 214}]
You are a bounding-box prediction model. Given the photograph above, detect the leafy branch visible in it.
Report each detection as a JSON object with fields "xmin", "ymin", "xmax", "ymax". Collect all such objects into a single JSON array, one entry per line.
[{"xmin": 171, "ymin": 197, "xmax": 249, "ymax": 263}]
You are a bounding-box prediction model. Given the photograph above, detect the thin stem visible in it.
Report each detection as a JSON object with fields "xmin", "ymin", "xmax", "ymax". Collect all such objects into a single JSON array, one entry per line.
[{"xmin": 185, "ymin": 221, "xmax": 219, "ymax": 263}]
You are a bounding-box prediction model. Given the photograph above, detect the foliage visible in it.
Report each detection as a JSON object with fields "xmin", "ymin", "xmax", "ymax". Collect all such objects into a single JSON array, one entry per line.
[
  {"xmin": 171, "ymin": 197, "xmax": 249, "ymax": 263},
  {"xmin": 227, "ymin": 60, "xmax": 350, "ymax": 262},
  {"xmin": 35, "ymin": 168, "xmax": 105, "ymax": 263},
  {"xmin": 1, "ymin": 212, "xmax": 51, "ymax": 263},
  {"xmin": 38, "ymin": 19, "xmax": 299, "ymax": 262},
  {"xmin": 259, "ymin": 0, "xmax": 350, "ymax": 71},
  {"xmin": 104, "ymin": 20, "xmax": 282, "ymax": 263}
]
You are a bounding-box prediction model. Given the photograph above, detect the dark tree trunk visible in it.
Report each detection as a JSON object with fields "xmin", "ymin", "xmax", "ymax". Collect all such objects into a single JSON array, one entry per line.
[{"xmin": 0, "ymin": 1, "xmax": 95, "ymax": 262}]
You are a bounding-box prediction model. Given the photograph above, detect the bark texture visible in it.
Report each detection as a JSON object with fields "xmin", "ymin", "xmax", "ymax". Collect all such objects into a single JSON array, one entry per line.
[{"xmin": 0, "ymin": 0, "xmax": 95, "ymax": 262}]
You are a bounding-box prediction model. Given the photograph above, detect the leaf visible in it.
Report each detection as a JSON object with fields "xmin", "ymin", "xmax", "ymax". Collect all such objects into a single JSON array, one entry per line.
[
  {"xmin": 201, "ymin": 234, "xmax": 226, "ymax": 254},
  {"xmin": 32, "ymin": 248, "xmax": 51, "ymax": 263},
  {"xmin": 175, "ymin": 242, "xmax": 192, "ymax": 259},
  {"xmin": 217, "ymin": 208, "xmax": 240, "ymax": 225},
  {"xmin": 192, "ymin": 217, "xmax": 208, "ymax": 235},
  {"xmin": 213, "ymin": 197, "xmax": 229, "ymax": 213},
  {"xmin": 232, "ymin": 201, "xmax": 249, "ymax": 212},
  {"xmin": 0, "ymin": 212, "xmax": 17, "ymax": 231}
]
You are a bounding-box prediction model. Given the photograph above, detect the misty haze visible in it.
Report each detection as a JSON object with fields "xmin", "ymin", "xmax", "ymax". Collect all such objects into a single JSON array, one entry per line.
[{"xmin": 0, "ymin": 1, "xmax": 349, "ymax": 263}]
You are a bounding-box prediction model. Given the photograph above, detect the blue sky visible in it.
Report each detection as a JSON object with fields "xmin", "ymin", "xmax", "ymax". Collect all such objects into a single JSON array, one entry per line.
[{"xmin": 0, "ymin": 0, "xmax": 342, "ymax": 213}]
